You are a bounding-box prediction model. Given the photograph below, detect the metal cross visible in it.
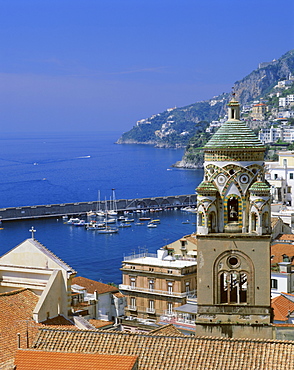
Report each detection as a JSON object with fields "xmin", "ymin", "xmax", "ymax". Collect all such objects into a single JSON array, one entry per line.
[{"xmin": 29, "ymin": 226, "xmax": 36, "ymax": 239}]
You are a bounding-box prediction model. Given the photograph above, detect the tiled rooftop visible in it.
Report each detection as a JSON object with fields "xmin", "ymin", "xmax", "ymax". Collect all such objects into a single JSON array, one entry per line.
[
  {"xmin": 0, "ymin": 288, "xmax": 81, "ymax": 369},
  {"xmin": 149, "ymin": 323, "xmax": 183, "ymax": 336},
  {"xmin": 272, "ymin": 293, "xmax": 294, "ymax": 322},
  {"xmin": 0, "ymin": 288, "xmax": 40, "ymax": 369},
  {"xmin": 14, "ymin": 350, "xmax": 138, "ymax": 370},
  {"xmin": 271, "ymin": 243, "xmax": 294, "ymax": 265},
  {"xmin": 277, "ymin": 234, "xmax": 294, "ymax": 241},
  {"xmin": 89, "ymin": 319, "xmax": 114, "ymax": 329},
  {"xmin": 72, "ymin": 276, "xmax": 119, "ymax": 294},
  {"xmin": 32, "ymin": 327, "xmax": 294, "ymax": 369}
]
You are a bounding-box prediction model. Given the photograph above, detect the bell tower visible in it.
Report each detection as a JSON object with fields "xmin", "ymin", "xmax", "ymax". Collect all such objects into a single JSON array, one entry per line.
[{"xmin": 195, "ymin": 96, "xmax": 273, "ymax": 339}]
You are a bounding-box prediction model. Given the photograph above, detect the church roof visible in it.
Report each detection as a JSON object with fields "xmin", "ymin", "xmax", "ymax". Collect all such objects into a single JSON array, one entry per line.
[{"xmin": 204, "ymin": 120, "xmax": 264, "ymax": 150}]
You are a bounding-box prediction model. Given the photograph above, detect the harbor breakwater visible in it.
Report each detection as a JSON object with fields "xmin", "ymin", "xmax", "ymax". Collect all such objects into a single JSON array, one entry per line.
[{"xmin": 0, "ymin": 194, "xmax": 197, "ymax": 221}]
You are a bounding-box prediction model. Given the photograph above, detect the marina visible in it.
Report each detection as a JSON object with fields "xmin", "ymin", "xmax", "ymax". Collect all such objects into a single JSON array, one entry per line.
[{"xmin": 0, "ymin": 131, "xmax": 202, "ymax": 285}]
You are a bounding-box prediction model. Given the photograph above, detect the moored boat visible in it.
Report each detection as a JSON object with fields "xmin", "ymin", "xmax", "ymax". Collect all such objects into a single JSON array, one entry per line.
[
  {"xmin": 67, "ymin": 217, "xmax": 80, "ymax": 225},
  {"xmin": 139, "ymin": 217, "xmax": 151, "ymax": 221},
  {"xmin": 147, "ymin": 223, "xmax": 157, "ymax": 228}
]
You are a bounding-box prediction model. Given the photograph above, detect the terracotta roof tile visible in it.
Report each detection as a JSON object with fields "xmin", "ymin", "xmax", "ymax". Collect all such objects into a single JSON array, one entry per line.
[
  {"xmin": 271, "ymin": 243, "xmax": 294, "ymax": 265},
  {"xmin": 277, "ymin": 234, "xmax": 294, "ymax": 241},
  {"xmin": 149, "ymin": 324, "xmax": 183, "ymax": 336},
  {"xmin": 0, "ymin": 288, "xmax": 40, "ymax": 369},
  {"xmin": 14, "ymin": 350, "xmax": 138, "ymax": 370},
  {"xmin": 41, "ymin": 315, "xmax": 74, "ymax": 327},
  {"xmin": 32, "ymin": 327, "xmax": 294, "ymax": 370},
  {"xmin": 0, "ymin": 289, "xmax": 82, "ymax": 369},
  {"xmin": 72, "ymin": 276, "xmax": 119, "ymax": 294},
  {"xmin": 272, "ymin": 293, "xmax": 294, "ymax": 321},
  {"xmin": 89, "ymin": 319, "xmax": 114, "ymax": 329}
]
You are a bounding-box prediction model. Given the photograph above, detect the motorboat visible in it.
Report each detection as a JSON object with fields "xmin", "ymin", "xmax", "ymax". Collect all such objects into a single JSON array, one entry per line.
[
  {"xmin": 118, "ymin": 223, "xmax": 131, "ymax": 228},
  {"xmin": 150, "ymin": 219, "xmax": 160, "ymax": 224},
  {"xmin": 67, "ymin": 218, "xmax": 80, "ymax": 224},
  {"xmin": 147, "ymin": 223, "xmax": 157, "ymax": 228},
  {"xmin": 103, "ymin": 218, "xmax": 116, "ymax": 224},
  {"xmin": 121, "ymin": 218, "xmax": 134, "ymax": 222},
  {"xmin": 74, "ymin": 220, "xmax": 86, "ymax": 226}
]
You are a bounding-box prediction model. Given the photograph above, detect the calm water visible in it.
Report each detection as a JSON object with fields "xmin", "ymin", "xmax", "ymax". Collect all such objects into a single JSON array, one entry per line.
[{"xmin": 0, "ymin": 131, "xmax": 203, "ymax": 284}]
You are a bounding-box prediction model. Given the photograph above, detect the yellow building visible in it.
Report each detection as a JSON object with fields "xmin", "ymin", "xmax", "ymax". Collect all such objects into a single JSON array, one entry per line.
[
  {"xmin": 120, "ymin": 248, "xmax": 196, "ymax": 320},
  {"xmin": 251, "ymin": 103, "xmax": 267, "ymax": 120}
]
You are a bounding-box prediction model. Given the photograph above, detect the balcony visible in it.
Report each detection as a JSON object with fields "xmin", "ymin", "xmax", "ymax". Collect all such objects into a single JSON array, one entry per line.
[
  {"xmin": 146, "ymin": 307, "xmax": 156, "ymax": 314},
  {"xmin": 128, "ymin": 305, "xmax": 137, "ymax": 311},
  {"xmin": 119, "ymin": 284, "xmax": 196, "ymax": 298}
]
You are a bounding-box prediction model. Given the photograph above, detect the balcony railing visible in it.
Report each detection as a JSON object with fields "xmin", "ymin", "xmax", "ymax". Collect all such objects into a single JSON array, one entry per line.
[
  {"xmin": 128, "ymin": 305, "xmax": 137, "ymax": 311},
  {"xmin": 120, "ymin": 284, "xmax": 197, "ymax": 298},
  {"xmin": 146, "ymin": 307, "xmax": 156, "ymax": 314},
  {"xmin": 123, "ymin": 252, "xmax": 157, "ymax": 261}
]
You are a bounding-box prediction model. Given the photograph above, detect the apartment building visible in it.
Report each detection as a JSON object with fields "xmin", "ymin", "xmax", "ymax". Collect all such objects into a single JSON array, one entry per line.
[
  {"xmin": 119, "ymin": 248, "xmax": 196, "ymax": 320},
  {"xmin": 266, "ymin": 151, "xmax": 294, "ymax": 205}
]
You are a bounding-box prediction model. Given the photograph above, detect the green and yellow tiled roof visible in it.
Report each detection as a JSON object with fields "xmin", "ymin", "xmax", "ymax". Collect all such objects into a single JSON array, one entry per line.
[
  {"xmin": 204, "ymin": 120, "xmax": 264, "ymax": 150},
  {"xmin": 249, "ymin": 181, "xmax": 270, "ymax": 193},
  {"xmin": 196, "ymin": 181, "xmax": 218, "ymax": 193}
]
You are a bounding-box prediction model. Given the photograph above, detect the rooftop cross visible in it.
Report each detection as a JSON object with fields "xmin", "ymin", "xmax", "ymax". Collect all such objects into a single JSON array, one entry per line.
[{"xmin": 29, "ymin": 226, "xmax": 36, "ymax": 239}]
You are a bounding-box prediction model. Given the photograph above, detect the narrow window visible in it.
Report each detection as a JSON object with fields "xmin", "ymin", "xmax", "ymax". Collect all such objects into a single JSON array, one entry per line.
[
  {"xmin": 290, "ymin": 173, "xmax": 294, "ymax": 180},
  {"xmin": 130, "ymin": 297, "xmax": 136, "ymax": 309},
  {"xmin": 149, "ymin": 279, "xmax": 154, "ymax": 291},
  {"xmin": 228, "ymin": 197, "xmax": 238, "ymax": 222},
  {"xmin": 130, "ymin": 277, "xmax": 136, "ymax": 289},
  {"xmin": 271, "ymin": 279, "xmax": 278, "ymax": 289},
  {"xmin": 148, "ymin": 300, "xmax": 155, "ymax": 313},
  {"xmin": 185, "ymin": 282, "xmax": 190, "ymax": 293},
  {"xmin": 167, "ymin": 282, "xmax": 173, "ymax": 294}
]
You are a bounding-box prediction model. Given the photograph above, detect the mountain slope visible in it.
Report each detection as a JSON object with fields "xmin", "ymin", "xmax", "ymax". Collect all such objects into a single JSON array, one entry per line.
[{"xmin": 117, "ymin": 49, "xmax": 294, "ymax": 152}]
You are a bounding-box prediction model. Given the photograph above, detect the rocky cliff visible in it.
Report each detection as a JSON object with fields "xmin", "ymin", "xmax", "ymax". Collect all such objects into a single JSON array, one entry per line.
[{"xmin": 117, "ymin": 49, "xmax": 294, "ymax": 162}]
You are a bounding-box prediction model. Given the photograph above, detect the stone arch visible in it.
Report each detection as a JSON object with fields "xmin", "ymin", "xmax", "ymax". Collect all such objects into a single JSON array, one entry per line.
[
  {"xmin": 262, "ymin": 211, "xmax": 270, "ymax": 234},
  {"xmin": 213, "ymin": 250, "xmax": 254, "ymax": 305},
  {"xmin": 208, "ymin": 211, "xmax": 217, "ymax": 233},
  {"xmin": 251, "ymin": 212, "xmax": 258, "ymax": 232},
  {"xmin": 197, "ymin": 211, "xmax": 204, "ymax": 227}
]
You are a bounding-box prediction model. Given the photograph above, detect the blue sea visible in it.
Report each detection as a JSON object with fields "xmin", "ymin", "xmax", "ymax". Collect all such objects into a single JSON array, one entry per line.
[{"xmin": 0, "ymin": 131, "xmax": 203, "ymax": 284}]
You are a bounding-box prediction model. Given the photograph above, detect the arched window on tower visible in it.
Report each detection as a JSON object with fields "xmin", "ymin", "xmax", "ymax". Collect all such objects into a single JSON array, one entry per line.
[
  {"xmin": 228, "ymin": 197, "xmax": 238, "ymax": 222},
  {"xmin": 219, "ymin": 271, "xmax": 248, "ymax": 304},
  {"xmin": 209, "ymin": 211, "xmax": 216, "ymax": 233},
  {"xmin": 198, "ymin": 212, "xmax": 203, "ymax": 227},
  {"xmin": 217, "ymin": 254, "xmax": 250, "ymax": 305},
  {"xmin": 251, "ymin": 212, "xmax": 257, "ymax": 232},
  {"xmin": 262, "ymin": 212, "xmax": 269, "ymax": 234}
]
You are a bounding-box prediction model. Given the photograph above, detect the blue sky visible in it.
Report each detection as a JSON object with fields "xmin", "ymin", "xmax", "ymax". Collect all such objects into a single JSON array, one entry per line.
[{"xmin": 0, "ymin": 0, "xmax": 293, "ymax": 133}]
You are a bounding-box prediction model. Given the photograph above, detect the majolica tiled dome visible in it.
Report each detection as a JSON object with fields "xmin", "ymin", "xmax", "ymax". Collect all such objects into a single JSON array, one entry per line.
[
  {"xmin": 204, "ymin": 98, "xmax": 264, "ymax": 150},
  {"xmin": 249, "ymin": 181, "xmax": 271, "ymax": 194},
  {"xmin": 196, "ymin": 181, "xmax": 218, "ymax": 194}
]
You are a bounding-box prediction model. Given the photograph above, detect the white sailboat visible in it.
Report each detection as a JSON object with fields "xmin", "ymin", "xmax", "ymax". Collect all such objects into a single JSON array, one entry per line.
[
  {"xmin": 108, "ymin": 188, "xmax": 118, "ymax": 216},
  {"xmin": 96, "ymin": 190, "xmax": 105, "ymax": 217},
  {"xmin": 98, "ymin": 197, "xmax": 118, "ymax": 234}
]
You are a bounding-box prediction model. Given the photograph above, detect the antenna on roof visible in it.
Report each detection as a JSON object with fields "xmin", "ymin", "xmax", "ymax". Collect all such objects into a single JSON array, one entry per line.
[{"xmin": 29, "ymin": 226, "xmax": 36, "ymax": 240}]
